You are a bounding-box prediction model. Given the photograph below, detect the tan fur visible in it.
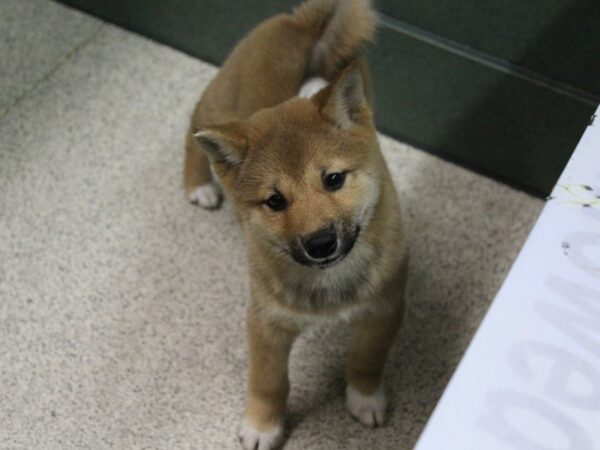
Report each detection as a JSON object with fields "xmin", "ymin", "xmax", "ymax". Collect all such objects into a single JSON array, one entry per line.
[
  {"xmin": 183, "ymin": 1, "xmax": 405, "ymax": 447},
  {"xmin": 293, "ymin": 0, "xmax": 377, "ymax": 78}
]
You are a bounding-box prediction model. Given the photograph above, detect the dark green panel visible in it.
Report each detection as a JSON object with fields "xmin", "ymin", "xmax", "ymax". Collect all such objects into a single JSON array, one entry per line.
[
  {"xmin": 370, "ymin": 26, "xmax": 594, "ymax": 195},
  {"xmin": 58, "ymin": 0, "xmax": 297, "ymax": 65},
  {"xmin": 376, "ymin": 0, "xmax": 600, "ymax": 96},
  {"xmin": 55, "ymin": 0, "xmax": 595, "ymax": 196}
]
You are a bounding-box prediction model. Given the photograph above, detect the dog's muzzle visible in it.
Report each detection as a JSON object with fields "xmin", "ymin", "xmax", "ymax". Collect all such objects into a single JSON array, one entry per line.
[{"xmin": 291, "ymin": 224, "xmax": 361, "ymax": 269}]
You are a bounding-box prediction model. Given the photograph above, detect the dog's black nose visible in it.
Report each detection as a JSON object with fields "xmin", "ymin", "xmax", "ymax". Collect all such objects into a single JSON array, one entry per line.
[{"xmin": 303, "ymin": 228, "xmax": 337, "ymax": 259}]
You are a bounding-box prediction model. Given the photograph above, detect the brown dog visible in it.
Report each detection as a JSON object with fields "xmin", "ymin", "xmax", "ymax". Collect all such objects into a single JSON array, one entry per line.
[{"xmin": 183, "ymin": 1, "xmax": 406, "ymax": 448}]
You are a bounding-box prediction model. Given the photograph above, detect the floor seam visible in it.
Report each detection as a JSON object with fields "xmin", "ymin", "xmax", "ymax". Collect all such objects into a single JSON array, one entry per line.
[{"xmin": 0, "ymin": 23, "xmax": 105, "ymax": 121}]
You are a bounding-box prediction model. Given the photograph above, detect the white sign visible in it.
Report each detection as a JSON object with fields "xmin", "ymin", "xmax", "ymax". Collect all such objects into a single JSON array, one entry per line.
[{"xmin": 415, "ymin": 107, "xmax": 600, "ymax": 450}]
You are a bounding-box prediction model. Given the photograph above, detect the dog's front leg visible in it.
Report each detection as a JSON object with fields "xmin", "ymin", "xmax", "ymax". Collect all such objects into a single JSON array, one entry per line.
[
  {"xmin": 345, "ymin": 303, "xmax": 404, "ymax": 428},
  {"xmin": 239, "ymin": 303, "xmax": 298, "ymax": 450}
]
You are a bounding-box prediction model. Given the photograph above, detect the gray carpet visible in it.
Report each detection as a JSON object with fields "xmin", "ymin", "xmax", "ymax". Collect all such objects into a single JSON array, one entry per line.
[{"xmin": 0, "ymin": 1, "xmax": 544, "ymax": 449}]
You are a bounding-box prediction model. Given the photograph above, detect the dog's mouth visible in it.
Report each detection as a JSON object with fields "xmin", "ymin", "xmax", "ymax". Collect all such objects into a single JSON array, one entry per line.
[
  {"xmin": 315, "ymin": 254, "xmax": 346, "ymax": 269},
  {"xmin": 290, "ymin": 225, "xmax": 361, "ymax": 269}
]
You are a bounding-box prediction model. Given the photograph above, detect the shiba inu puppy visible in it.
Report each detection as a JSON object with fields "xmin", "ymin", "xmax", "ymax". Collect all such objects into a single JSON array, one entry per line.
[{"xmin": 183, "ymin": 0, "xmax": 406, "ymax": 448}]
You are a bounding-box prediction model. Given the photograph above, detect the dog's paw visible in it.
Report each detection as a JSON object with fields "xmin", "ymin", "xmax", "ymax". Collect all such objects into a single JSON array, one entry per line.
[
  {"xmin": 188, "ymin": 182, "xmax": 222, "ymax": 209},
  {"xmin": 239, "ymin": 418, "xmax": 283, "ymax": 450},
  {"xmin": 346, "ymin": 384, "xmax": 387, "ymax": 427}
]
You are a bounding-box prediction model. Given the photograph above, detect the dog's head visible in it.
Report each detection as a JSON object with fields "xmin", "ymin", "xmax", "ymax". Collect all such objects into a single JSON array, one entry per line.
[{"xmin": 194, "ymin": 65, "xmax": 384, "ymax": 269}]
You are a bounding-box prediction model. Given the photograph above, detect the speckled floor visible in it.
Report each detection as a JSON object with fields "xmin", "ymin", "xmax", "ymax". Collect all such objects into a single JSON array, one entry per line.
[{"xmin": 0, "ymin": 1, "xmax": 544, "ymax": 449}]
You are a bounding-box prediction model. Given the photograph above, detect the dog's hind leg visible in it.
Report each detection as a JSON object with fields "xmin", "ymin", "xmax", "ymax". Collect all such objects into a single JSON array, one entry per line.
[{"xmin": 184, "ymin": 126, "xmax": 222, "ymax": 209}]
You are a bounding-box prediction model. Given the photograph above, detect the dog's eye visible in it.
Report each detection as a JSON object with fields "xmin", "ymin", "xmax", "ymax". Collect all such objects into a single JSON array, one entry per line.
[
  {"xmin": 265, "ymin": 192, "xmax": 287, "ymax": 212},
  {"xmin": 324, "ymin": 172, "xmax": 346, "ymax": 191}
]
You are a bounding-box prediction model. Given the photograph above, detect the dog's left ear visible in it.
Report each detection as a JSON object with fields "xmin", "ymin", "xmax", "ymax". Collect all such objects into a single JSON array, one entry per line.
[
  {"xmin": 313, "ymin": 62, "xmax": 371, "ymax": 129},
  {"xmin": 193, "ymin": 122, "xmax": 248, "ymax": 166}
]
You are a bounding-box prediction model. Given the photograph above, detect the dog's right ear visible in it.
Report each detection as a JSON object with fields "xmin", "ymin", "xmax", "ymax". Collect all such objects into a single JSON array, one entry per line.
[{"xmin": 193, "ymin": 122, "xmax": 248, "ymax": 166}]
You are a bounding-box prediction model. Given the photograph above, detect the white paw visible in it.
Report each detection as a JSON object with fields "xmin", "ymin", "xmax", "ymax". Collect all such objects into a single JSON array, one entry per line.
[
  {"xmin": 239, "ymin": 418, "xmax": 283, "ymax": 450},
  {"xmin": 188, "ymin": 182, "xmax": 221, "ymax": 209},
  {"xmin": 346, "ymin": 384, "xmax": 387, "ymax": 427}
]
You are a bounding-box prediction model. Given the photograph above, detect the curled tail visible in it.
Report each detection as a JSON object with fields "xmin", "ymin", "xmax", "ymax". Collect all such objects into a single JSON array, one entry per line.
[{"xmin": 293, "ymin": 0, "xmax": 377, "ymax": 79}]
